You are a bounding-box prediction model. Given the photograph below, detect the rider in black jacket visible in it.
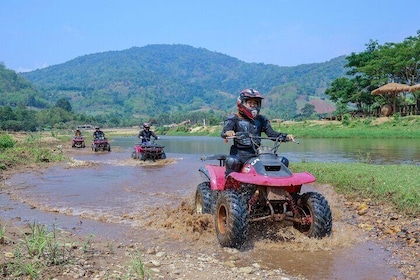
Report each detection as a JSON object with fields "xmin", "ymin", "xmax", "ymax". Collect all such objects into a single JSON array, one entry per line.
[
  {"xmin": 138, "ymin": 123, "xmax": 158, "ymax": 143},
  {"xmin": 93, "ymin": 126, "xmax": 105, "ymax": 139},
  {"xmin": 221, "ymin": 89, "xmax": 294, "ymax": 176}
]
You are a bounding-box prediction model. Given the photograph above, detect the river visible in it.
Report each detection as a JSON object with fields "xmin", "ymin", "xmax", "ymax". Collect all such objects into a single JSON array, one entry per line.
[{"xmin": 1, "ymin": 136, "xmax": 418, "ymax": 279}]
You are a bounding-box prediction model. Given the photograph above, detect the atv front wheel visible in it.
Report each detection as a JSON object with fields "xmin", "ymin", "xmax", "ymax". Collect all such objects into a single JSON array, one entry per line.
[
  {"xmin": 215, "ymin": 190, "xmax": 249, "ymax": 249},
  {"xmin": 195, "ymin": 182, "xmax": 212, "ymax": 214},
  {"xmin": 294, "ymin": 192, "xmax": 332, "ymax": 238}
]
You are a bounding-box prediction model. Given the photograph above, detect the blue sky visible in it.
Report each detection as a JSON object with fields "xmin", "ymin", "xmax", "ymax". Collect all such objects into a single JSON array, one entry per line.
[{"xmin": 1, "ymin": 0, "xmax": 419, "ymax": 72}]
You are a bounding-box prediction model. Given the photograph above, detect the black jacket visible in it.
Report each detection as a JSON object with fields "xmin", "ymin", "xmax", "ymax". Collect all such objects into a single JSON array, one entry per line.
[
  {"xmin": 93, "ymin": 130, "xmax": 105, "ymax": 139},
  {"xmin": 221, "ymin": 114, "xmax": 287, "ymax": 151},
  {"xmin": 138, "ymin": 130, "xmax": 157, "ymax": 143}
]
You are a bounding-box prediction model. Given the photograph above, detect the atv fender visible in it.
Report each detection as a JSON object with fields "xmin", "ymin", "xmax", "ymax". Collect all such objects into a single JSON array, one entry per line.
[
  {"xmin": 227, "ymin": 170, "xmax": 316, "ymax": 193},
  {"xmin": 199, "ymin": 165, "xmax": 226, "ymax": 191}
]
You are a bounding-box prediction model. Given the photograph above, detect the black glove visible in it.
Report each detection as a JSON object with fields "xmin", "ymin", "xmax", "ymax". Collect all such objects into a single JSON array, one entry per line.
[
  {"xmin": 235, "ymin": 132, "xmax": 250, "ymax": 139},
  {"xmin": 276, "ymin": 134, "xmax": 288, "ymax": 142}
]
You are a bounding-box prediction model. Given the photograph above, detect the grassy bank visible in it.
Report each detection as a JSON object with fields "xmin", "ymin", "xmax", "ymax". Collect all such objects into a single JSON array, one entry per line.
[
  {"xmin": 293, "ymin": 162, "xmax": 420, "ymax": 216},
  {"xmin": 273, "ymin": 115, "xmax": 420, "ymax": 138},
  {"xmin": 158, "ymin": 115, "xmax": 420, "ymax": 139},
  {"xmin": 0, "ymin": 132, "xmax": 66, "ymax": 170}
]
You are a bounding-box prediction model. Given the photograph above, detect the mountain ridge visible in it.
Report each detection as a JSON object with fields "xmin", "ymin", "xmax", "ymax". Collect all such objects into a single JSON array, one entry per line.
[{"xmin": 18, "ymin": 44, "xmax": 347, "ymax": 120}]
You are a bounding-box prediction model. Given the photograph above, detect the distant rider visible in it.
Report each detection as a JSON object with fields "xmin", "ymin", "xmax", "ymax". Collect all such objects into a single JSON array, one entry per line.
[
  {"xmin": 93, "ymin": 126, "xmax": 105, "ymax": 139},
  {"xmin": 138, "ymin": 123, "xmax": 158, "ymax": 144},
  {"xmin": 221, "ymin": 88, "xmax": 294, "ymax": 177},
  {"xmin": 75, "ymin": 129, "xmax": 82, "ymax": 138}
]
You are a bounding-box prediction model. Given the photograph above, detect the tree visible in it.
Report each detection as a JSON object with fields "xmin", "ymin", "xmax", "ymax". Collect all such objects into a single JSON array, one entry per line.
[
  {"xmin": 55, "ymin": 98, "xmax": 72, "ymax": 112},
  {"xmin": 325, "ymin": 31, "xmax": 420, "ymax": 115},
  {"xmin": 301, "ymin": 103, "xmax": 315, "ymax": 118}
]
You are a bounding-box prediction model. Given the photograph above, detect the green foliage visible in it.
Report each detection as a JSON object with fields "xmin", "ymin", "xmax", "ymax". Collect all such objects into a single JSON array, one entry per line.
[
  {"xmin": 125, "ymin": 251, "xmax": 152, "ymax": 280},
  {"xmin": 0, "ymin": 133, "xmax": 66, "ymax": 170},
  {"xmin": 301, "ymin": 103, "xmax": 315, "ymax": 117},
  {"xmin": 0, "ymin": 63, "xmax": 48, "ymax": 108},
  {"xmin": 341, "ymin": 113, "xmax": 352, "ymax": 126},
  {"xmin": 326, "ymin": 31, "xmax": 420, "ymax": 114},
  {"xmin": 54, "ymin": 98, "xmax": 72, "ymax": 112},
  {"xmin": 2, "ymin": 221, "xmax": 82, "ymax": 279},
  {"xmin": 0, "ymin": 133, "xmax": 15, "ymax": 149}
]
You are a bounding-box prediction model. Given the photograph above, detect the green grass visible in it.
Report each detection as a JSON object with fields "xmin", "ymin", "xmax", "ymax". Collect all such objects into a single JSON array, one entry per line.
[
  {"xmin": 125, "ymin": 251, "xmax": 152, "ymax": 280},
  {"xmin": 271, "ymin": 115, "xmax": 420, "ymax": 139},
  {"xmin": 0, "ymin": 223, "xmax": 7, "ymax": 244},
  {"xmin": 1, "ymin": 220, "xmax": 153, "ymax": 279},
  {"xmin": 3, "ymin": 221, "xmax": 77, "ymax": 279},
  {"xmin": 0, "ymin": 132, "xmax": 66, "ymax": 170},
  {"xmin": 293, "ymin": 162, "xmax": 420, "ymax": 216},
  {"xmin": 158, "ymin": 115, "xmax": 420, "ymax": 139},
  {"xmin": 0, "ymin": 133, "xmax": 16, "ymax": 149}
]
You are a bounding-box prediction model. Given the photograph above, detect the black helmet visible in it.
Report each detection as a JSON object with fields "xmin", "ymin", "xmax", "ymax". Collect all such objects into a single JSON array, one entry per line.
[
  {"xmin": 143, "ymin": 123, "xmax": 150, "ymax": 129},
  {"xmin": 237, "ymin": 89, "xmax": 263, "ymax": 120}
]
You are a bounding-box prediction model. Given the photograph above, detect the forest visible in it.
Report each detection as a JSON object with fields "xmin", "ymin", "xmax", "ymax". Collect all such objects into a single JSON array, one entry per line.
[{"xmin": 1, "ymin": 31, "xmax": 420, "ymax": 131}]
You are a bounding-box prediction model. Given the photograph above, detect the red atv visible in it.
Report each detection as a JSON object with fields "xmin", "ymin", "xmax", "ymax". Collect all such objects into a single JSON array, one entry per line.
[
  {"xmin": 131, "ymin": 139, "xmax": 166, "ymax": 161},
  {"xmin": 195, "ymin": 135, "xmax": 332, "ymax": 249},
  {"xmin": 91, "ymin": 137, "xmax": 111, "ymax": 152},
  {"xmin": 71, "ymin": 136, "xmax": 85, "ymax": 148}
]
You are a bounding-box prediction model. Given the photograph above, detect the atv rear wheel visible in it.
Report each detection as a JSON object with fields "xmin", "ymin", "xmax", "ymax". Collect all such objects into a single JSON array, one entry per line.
[
  {"xmin": 195, "ymin": 182, "xmax": 212, "ymax": 214},
  {"xmin": 215, "ymin": 190, "xmax": 249, "ymax": 249},
  {"xmin": 294, "ymin": 192, "xmax": 332, "ymax": 238}
]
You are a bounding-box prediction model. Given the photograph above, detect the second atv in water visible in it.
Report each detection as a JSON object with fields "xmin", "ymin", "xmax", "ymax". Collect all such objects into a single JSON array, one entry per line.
[
  {"xmin": 195, "ymin": 135, "xmax": 332, "ymax": 249},
  {"xmin": 132, "ymin": 138, "xmax": 166, "ymax": 161},
  {"xmin": 91, "ymin": 136, "xmax": 111, "ymax": 152}
]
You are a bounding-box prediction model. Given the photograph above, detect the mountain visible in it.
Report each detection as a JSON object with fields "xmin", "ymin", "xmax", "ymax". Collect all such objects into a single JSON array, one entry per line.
[
  {"xmin": 0, "ymin": 63, "xmax": 49, "ymax": 108},
  {"xmin": 19, "ymin": 44, "xmax": 347, "ymax": 119}
]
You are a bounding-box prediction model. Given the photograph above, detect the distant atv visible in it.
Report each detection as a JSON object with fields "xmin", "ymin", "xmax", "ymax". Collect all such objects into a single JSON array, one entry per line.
[
  {"xmin": 71, "ymin": 136, "xmax": 85, "ymax": 148},
  {"xmin": 196, "ymin": 135, "xmax": 332, "ymax": 249},
  {"xmin": 132, "ymin": 139, "xmax": 166, "ymax": 161},
  {"xmin": 91, "ymin": 137, "xmax": 111, "ymax": 152}
]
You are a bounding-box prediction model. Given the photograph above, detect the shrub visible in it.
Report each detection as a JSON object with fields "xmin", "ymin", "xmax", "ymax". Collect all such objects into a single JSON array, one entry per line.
[{"xmin": 0, "ymin": 133, "xmax": 15, "ymax": 149}]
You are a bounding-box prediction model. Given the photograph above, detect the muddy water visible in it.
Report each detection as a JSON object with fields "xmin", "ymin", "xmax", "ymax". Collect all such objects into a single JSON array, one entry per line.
[{"xmin": 0, "ymin": 139, "xmax": 403, "ymax": 280}]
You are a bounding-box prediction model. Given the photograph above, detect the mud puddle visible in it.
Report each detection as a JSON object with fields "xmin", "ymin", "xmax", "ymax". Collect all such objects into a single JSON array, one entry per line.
[{"xmin": 0, "ymin": 149, "xmax": 403, "ymax": 279}]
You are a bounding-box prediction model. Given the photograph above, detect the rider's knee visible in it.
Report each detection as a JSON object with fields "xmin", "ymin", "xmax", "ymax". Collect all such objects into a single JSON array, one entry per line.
[{"xmin": 225, "ymin": 155, "xmax": 242, "ymax": 176}]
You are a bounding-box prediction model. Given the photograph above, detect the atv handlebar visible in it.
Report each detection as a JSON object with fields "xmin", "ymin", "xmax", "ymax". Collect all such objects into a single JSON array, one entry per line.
[
  {"xmin": 138, "ymin": 136, "xmax": 160, "ymax": 140},
  {"xmin": 226, "ymin": 134, "xmax": 299, "ymax": 144},
  {"xmin": 225, "ymin": 134, "xmax": 299, "ymax": 155}
]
